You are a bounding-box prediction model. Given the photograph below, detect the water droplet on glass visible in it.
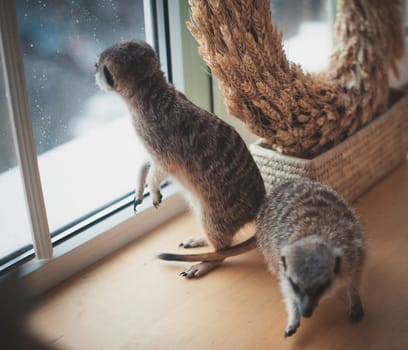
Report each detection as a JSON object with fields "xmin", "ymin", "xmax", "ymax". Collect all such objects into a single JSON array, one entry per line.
[
  {"xmin": 75, "ymin": 19, "xmax": 79, "ymax": 24},
  {"xmin": 30, "ymin": 43, "xmax": 34, "ymax": 48}
]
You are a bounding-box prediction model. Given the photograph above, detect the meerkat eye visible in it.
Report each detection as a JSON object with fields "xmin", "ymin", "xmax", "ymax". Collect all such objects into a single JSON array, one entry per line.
[
  {"xmin": 103, "ymin": 65, "xmax": 115, "ymax": 87},
  {"xmin": 289, "ymin": 278, "xmax": 300, "ymax": 294},
  {"xmin": 281, "ymin": 256, "xmax": 287, "ymax": 271}
]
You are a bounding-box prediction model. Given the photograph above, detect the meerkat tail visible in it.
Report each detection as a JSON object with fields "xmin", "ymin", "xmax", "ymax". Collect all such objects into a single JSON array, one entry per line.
[{"xmin": 158, "ymin": 236, "xmax": 257, "ymax": 262}]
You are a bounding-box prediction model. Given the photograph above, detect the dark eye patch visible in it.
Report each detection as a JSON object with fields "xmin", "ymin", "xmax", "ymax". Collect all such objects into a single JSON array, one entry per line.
[
  {"xmin": 103, "ymin": 65, "xmax": 115, "ymax": 87},
  {"xmin": 289, "ymin": 278, "xmax": 300, "ymax": 294}
]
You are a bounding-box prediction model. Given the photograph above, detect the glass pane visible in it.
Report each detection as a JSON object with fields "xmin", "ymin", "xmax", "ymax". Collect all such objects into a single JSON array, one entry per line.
[
  {"xmin": 272, "ymin": 0, "xmax": 334, "ymax": 72},
  {"xmin": 0, "ymin": 55, "xmax": 32, "ymax": 261},
  {"xmin": 16, "ymin": 0, "xmax": 149, "ymax": 232}
]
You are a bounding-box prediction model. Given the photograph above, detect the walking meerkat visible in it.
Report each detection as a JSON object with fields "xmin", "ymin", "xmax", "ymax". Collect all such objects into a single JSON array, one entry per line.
[
  {"xmin": 95, "ymin": 40, "xmax": 266, "ymax": 278},
  {"xmin": 256, "ymin": 180, "xmax": 366, "ymax": 337},
  {"xmin": 160, "ymin": 179, "xmax": 366, "ymax": 337}
]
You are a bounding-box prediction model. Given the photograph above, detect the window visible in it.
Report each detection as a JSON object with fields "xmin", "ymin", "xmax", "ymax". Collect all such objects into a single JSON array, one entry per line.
[
  {"xmin": 271, "ymin": 0, "xmax": 334, "ymax": 73},
  {"xmin": 17, "ymin": 0, "xmax": 149, "ymax": 233},
  {"xmin": 0, "ymin": 1, "xmax": 194, "ymax": 284},
  {"xmin": 0, "ymin": 55, "xmax": 32, "ymax": 266}
]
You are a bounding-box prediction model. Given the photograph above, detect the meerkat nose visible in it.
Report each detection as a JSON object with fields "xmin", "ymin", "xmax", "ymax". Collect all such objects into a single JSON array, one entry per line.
[{"xmin": 299, "ymin": 296, "xmax": 316, "ymax": 318}]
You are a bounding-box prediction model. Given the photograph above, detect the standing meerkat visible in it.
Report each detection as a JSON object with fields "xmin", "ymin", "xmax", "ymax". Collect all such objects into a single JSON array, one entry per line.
[
  {"xmin": 96, "ymin": 40, "xmax": 266, "ymax": 278},
  {"xmin": 256, "ymin": 180, "xmax": 366, "ymax": 337}
]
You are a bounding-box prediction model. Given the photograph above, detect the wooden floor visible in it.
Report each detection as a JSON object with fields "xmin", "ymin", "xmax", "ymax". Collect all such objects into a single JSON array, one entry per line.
[{"xmin": 29, "ymin": 162, "xmax": 408, "ymax": 350}]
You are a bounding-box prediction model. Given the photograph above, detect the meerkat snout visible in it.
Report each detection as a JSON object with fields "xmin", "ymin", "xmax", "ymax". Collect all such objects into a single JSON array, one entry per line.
[{"xmin": 280, "ymin": 239, "xmax": 341, "ymax": 318}]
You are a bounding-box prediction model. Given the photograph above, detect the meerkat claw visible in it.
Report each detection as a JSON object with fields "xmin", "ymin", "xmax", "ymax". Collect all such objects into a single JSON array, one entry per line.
[
  {"xmin": 180, "ymin": 268, "xmax": 198, "ymax": 278},
  {"xmin": 284, "ymin": 324, "xmax": 299, "ymax": 338},
  {"xmin": 153, "ymin": 191, "xmax": 163, "ymax": 209},
  {"xmin": 133, "ymin": 198, "xmax": 142, "ymax": 213}
]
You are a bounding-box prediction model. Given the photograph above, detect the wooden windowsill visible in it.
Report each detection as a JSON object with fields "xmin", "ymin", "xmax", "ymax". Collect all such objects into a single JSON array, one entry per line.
[{"xmin": 29, "ymin": 161, "xmax": 408, "ymax": 350}]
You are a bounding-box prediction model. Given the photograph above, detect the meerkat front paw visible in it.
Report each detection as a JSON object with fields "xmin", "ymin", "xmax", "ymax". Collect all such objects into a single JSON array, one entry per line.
[
  {"xmin": 153, "ymin": 190, "xmax": 163, "ymax": 208},
  {"xmin": 133, "ymin": 196, "xmax": 143, "ymax": 213},
  {"xmin": 284, "ymin": 321, "xmax": 300, "ymax": 338},
  {"xmin": 282, "ymin": 297, "xmax": 300, "ymax": 338}
]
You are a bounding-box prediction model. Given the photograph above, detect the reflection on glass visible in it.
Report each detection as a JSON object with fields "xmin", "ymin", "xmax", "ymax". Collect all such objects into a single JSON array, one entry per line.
[
  {"xmin": 16, "ymin": 0, "xmax": 149, "ymax": 232},
  {"xmin": 272, "ymin": 0, "xmax": 334, "ymax": 72},
  {"xmin": 0, "ymin": 55, "xmax": 32, "ymax": 260}
]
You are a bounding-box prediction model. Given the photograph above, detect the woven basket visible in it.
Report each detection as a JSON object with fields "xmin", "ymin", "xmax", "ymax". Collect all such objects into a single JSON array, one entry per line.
[{"xmin": 250, "ymin": 94, "xmax": 408, "ymax": 203}]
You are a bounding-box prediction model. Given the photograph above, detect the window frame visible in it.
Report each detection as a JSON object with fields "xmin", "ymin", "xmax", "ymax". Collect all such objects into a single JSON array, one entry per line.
[
  {"xmin": 0, "ymin": 0, "xmax": 210, "ymax": 294},
  {"xmin": 0, "ymin": 0, "xmax": 52, "ymax": 261}
]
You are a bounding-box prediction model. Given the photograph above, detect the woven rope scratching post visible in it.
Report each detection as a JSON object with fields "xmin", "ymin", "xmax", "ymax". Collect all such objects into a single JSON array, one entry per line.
[{"xmin": 188, "ymin": 0, "xmax": 407, "ymax": 201}]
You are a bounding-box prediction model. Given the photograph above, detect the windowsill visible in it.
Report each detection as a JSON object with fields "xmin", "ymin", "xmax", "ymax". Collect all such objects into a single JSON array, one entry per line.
[
  {"xmin": 22, "ymin": 182, "xmax": 188, "ymax": 296},
  {"xmin": 28, "ymin": 161, "xmax": 408, "ymax": 349}
]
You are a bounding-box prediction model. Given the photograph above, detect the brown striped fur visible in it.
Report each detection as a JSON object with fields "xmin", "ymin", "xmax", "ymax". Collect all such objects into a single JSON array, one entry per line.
[
  {"xmin": 96, "ymin": 41, "xmax": 266, "ymax": 278},
  {"xmin": 256, "ymin": 180, "xmax": 366, "ymax": 337}
]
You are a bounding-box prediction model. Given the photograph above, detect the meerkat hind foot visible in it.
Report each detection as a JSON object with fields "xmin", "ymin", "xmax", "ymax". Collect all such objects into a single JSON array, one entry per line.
[
  {"xmin": 179, "ymin": 236, "xmax": 209, "ymax": 248},
  {"xmin": 348, "ymin": 285, "xmax": 364, "ymax": 322},
  {"xmin": 179, "ymin": 261, "xmax": 222, "ymax": 278}
]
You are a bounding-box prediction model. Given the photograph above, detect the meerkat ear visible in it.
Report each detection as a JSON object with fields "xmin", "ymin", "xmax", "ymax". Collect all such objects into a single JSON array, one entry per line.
[
  {"xmin": 103, "ymin": 65, "xmax": 115, "ymax": 87},
  {"xmin": 334, "ymin": 256, "xmax": 341, "ymax": 274},
  {"xmin": 281, "ymin": 256, "xmax": 287, "ymax": 271}
]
